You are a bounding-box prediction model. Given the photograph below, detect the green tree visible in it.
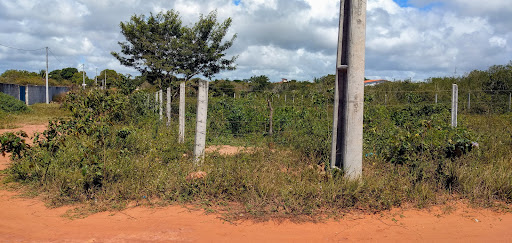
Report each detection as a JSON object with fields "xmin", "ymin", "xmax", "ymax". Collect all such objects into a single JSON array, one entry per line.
[
  {"xmin": 112, "ymin": 10, "xmax": 183, "ymax": 89},
  {"xmin": 71, "ymin": 71, "xmax": 94, "ymax": 86},
  {"xmin": 249, "ymin": 75, "xmax": 270, "ymax": 92},
  {"xmin": 61, "ymin": 68, "xmax": 78, "ymax": 80},
  {"xmin": 49, "ymin": 70, "xmax": 62, "ymax": 81},
  {"xmin": 177, "ymin": 10, "xmax": 237, "ymax": 82}
]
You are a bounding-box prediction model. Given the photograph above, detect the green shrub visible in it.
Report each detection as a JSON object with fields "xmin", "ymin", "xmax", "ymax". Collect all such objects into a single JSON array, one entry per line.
[{"xmin": 0, "ymin": 92, "xmax": 29, "ymax": 113}]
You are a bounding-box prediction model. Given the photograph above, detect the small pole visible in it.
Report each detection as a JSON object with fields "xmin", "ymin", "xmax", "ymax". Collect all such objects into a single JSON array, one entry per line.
[
  {"xmin": 267, "ymin": 99, "xmax": 274, "ymax": 136},
  {"xmin": 95, "ymin": 68, "xmax": 98, "ymax": 86},
  {"xmin": 451, "ymin": 84, "xmax": 458, "ymax": 128},
  {"xmin": 193, "ymin": 80, "xmax": 209, "ymax": 164},
  {"xmin": 159, "ymin": 89, "xmax": 163, "ymax": 120},
  {"xmin": 104, "ymin": 70, "xmax": 107, "ymax": 89},
  {"xmin": 285, "ymin": 94, "xmax": 287, "ymax": 103},
  {"xmin": 155, "ymin": 92, "xmax": 158, "ymax": 111},
  {"xmin": 82, "ymin": 64, "xmax": 86, "ymax": 89},
  {"xmin": 167, "ymin": 87, "xmax": 171, "ymax": 126},
  {"xmin": 385, "ymin": 93, "xmax": 388, "ymax": 106},
  {"xmin": 467, "ymin": 92, "xmax": 471, "ymax": 112},
  {"xmin": 25, "ymin": 85, "xmax": 29, "ymax": 105},
  {"xmin": 179, "ymin": 82, "xmax": 186, "ymax": 143},
  {"xmin": 507, "ymin": 92, "xmax": 512, "ymax": 111},
  {"xmin": 435, "ymin": 93, "xmax": 438, "ymax": 104},
  {"xmin": 45, "ymin": 47, "xmax": 49, "ymax": 104}
]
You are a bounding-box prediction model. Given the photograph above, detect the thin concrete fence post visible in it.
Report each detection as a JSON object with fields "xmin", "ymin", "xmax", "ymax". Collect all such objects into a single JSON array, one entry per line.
[
  {"xmin": 166, "ymin": 87, "xmax": 171, "ymax": 126},
  {"xmin": 467, "ymin": 92, "xmax": 471, "ymax": 112},
  {"xmin": 179, "ymin": 82, "xmax": 186, "ymax": 143},
  {"xmin": 331, "ymin": 0, "xmax": 367, "ymax": 180},
  {"xmin": 435, "ymin": 93, "xmax": 438, "ymax": 104},
  {"xmin": 509, "ymin": 93, "xmax": 511, "ymax": 112},
  {"xmin": 25, "ymin": 85, "xmax": 29, "ymax": 105},
  {"xmin": 159, "ymin": 90, "xmax": 163, "ymax": 120},
  {"xmin": 193, "ymin": 80, "xmax": 209, "ymax": 164},
  {"xmin": 154, "ymin": 92, "xmax": 158, "ymax": 112},
  {"xmin": 451, "ymin": 84, "xmax": 458, "ymax": 128}
]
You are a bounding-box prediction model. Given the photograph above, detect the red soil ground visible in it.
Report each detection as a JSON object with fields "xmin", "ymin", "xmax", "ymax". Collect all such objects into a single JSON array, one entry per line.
[{"xmin": 1, "ymin": 125, "xmax": 512, "ymax": 242}]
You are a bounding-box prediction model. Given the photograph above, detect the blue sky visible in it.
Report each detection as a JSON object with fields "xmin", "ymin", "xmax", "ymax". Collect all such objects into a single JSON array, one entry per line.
[
  {"xmin": 0, "ymin": 0, "xmax": 510, "ymax": 82},
  {"xmin": 393, "ymin": 0, "xmax": 409, "ymax": 7}
]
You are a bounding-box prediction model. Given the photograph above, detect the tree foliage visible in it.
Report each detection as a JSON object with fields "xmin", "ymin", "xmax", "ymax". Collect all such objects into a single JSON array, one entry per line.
[
  {"xmin": 177, "ymin": 10, "xmax": 237, "ymax": 81},
  {"xmin": 112, "ymin": 10, "xmax": 183, "ymax": 89},
  {"xmin": 112, "ymin": 10, "xmax": 237, "ymax": 87}
]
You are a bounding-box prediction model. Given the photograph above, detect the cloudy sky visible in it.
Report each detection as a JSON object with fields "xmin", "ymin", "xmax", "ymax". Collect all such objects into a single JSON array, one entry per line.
[{"xmin": 0, "ymin": 0, "xmax": 510, "ymax": 82}]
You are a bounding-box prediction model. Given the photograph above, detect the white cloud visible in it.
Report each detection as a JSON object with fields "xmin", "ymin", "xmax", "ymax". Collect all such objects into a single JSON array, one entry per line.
[
  {"xmin": 0, "ymin": 0, "xmax": 511, "ymax": 82},
  {"xmin": 489, "ymin": 36, "xmax": 507, "ymax": 48}
]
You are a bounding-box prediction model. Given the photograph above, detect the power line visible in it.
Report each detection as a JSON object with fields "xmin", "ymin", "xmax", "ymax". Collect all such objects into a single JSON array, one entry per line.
[
  {"xmin": 0, "ymin": 43, "xmax": 45, "ymax": 52},
  {"xmin": 47, "ymin": 48, "xmax": 66, "ymax": 67}
]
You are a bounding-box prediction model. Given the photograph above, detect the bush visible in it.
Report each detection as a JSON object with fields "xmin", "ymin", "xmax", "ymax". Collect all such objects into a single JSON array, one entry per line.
[{"xmin": 0, "ymin": 92, "xmax": 29, "ymax": 113}]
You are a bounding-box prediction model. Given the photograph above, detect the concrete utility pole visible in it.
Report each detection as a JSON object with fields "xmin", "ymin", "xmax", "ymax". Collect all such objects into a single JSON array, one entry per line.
[
  {"xmin": 45, "ymin": 47, "xmax": 49, "ymax": 104},
  {"xmin": 331, "ymin": 0, "xmax": 367, "ymax": 180},
  {"xmin": 451, "ymin": 84, "xmax": 458, "ymax": 128},
  {"xmin": 95, "ymin": 68, "xmax": 98, "ymax": 86},
  {"xmin": 104, "ymin": 70, "xmax": 107, "ymax": 89},
  {"xmin": 193, "ymin": 80, "xmax": 209, "ymax": 164}
]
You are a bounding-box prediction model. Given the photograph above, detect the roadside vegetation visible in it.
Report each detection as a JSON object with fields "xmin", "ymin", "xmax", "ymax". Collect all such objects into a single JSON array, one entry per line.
[
  {"xmin": 0, "ymin": 62, "xmax": 511, "ymax": 220},
  {"xmin": 0, "ymin": 6, "xmax": 510, "ymax": 220}
]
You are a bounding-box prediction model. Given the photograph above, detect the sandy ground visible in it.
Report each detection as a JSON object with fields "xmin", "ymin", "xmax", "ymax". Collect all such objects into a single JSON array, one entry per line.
[{"xmin": 1, "ymin": 125, "xmax": 512, "ymax": 242}]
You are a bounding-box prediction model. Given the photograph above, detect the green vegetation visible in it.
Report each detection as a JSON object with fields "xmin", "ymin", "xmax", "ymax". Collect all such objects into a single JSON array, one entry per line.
[
  {"xmin": 0, "ymin": 103, "xmax": 69, "ymax": 129},
  {"xmin": 1, "ymin": 48, "xmax": 511, "ymax": 220},
  {"xmin": 1, "ymin": 79, "xmax": 511, "ymax": 220},
  {"xmin": 0, "ymin": 92, "xmax": 29, "ymax": 113},
  {"xmin": 112, "ymin": 10, "xmax": 237, "ymax": 89},
  {"xmin": 0, "ymin": 69, "xmax": 73, "ymax": 86}
]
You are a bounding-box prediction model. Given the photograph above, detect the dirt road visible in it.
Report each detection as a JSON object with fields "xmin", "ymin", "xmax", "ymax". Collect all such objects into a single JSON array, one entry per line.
[{"xmin": 1, "ymin": 125, "xmax": 512, "ymax": 242}]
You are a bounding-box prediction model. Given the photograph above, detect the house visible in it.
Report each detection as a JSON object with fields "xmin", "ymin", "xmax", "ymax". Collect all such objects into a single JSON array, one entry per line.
[{"xmin": 364, "ymin": 79, "xmax": 388, "ymax": 86}]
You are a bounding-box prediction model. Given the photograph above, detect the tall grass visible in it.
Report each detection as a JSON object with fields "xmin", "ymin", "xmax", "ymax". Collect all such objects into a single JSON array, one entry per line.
[{"xmin": 2, "ymin": 89, "xmax": 512, "ymax": 220}]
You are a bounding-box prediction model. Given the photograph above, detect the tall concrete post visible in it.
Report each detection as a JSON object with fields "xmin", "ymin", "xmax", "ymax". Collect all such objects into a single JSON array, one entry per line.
[
  {"xmin": 451, "ymin": 84, "xmax": 458, "ymax": 128},
  {"xmin": 45, "ymin": 47, "xmax": 49, "ymax": 104},
  {"xmin": 331, "ymin": 0, "xmax": 367, "ymax": 180},
  {"xmin": 167, "ymin": 87, "xmax": 171, "ymax": 126},
  {"xmin": 194, "ymin": 80, "xmax": 209, "ymax": 164},
  {"xmin": 435, "ymin": 93, "xmax": 438, "ymax": 104},
  {"xmin": 179, "ymin": 82, "xmax": 186, "ymax": 143}
]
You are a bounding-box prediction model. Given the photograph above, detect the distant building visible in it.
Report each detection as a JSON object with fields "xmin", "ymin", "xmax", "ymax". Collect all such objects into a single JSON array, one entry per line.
[
  {"xmin": 364, "ymin": 79, "xmax": 388, "ymax": 86},
  {"xmin": 279, "ymin": 78, "xmax": 289, "ymax": 83}
]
